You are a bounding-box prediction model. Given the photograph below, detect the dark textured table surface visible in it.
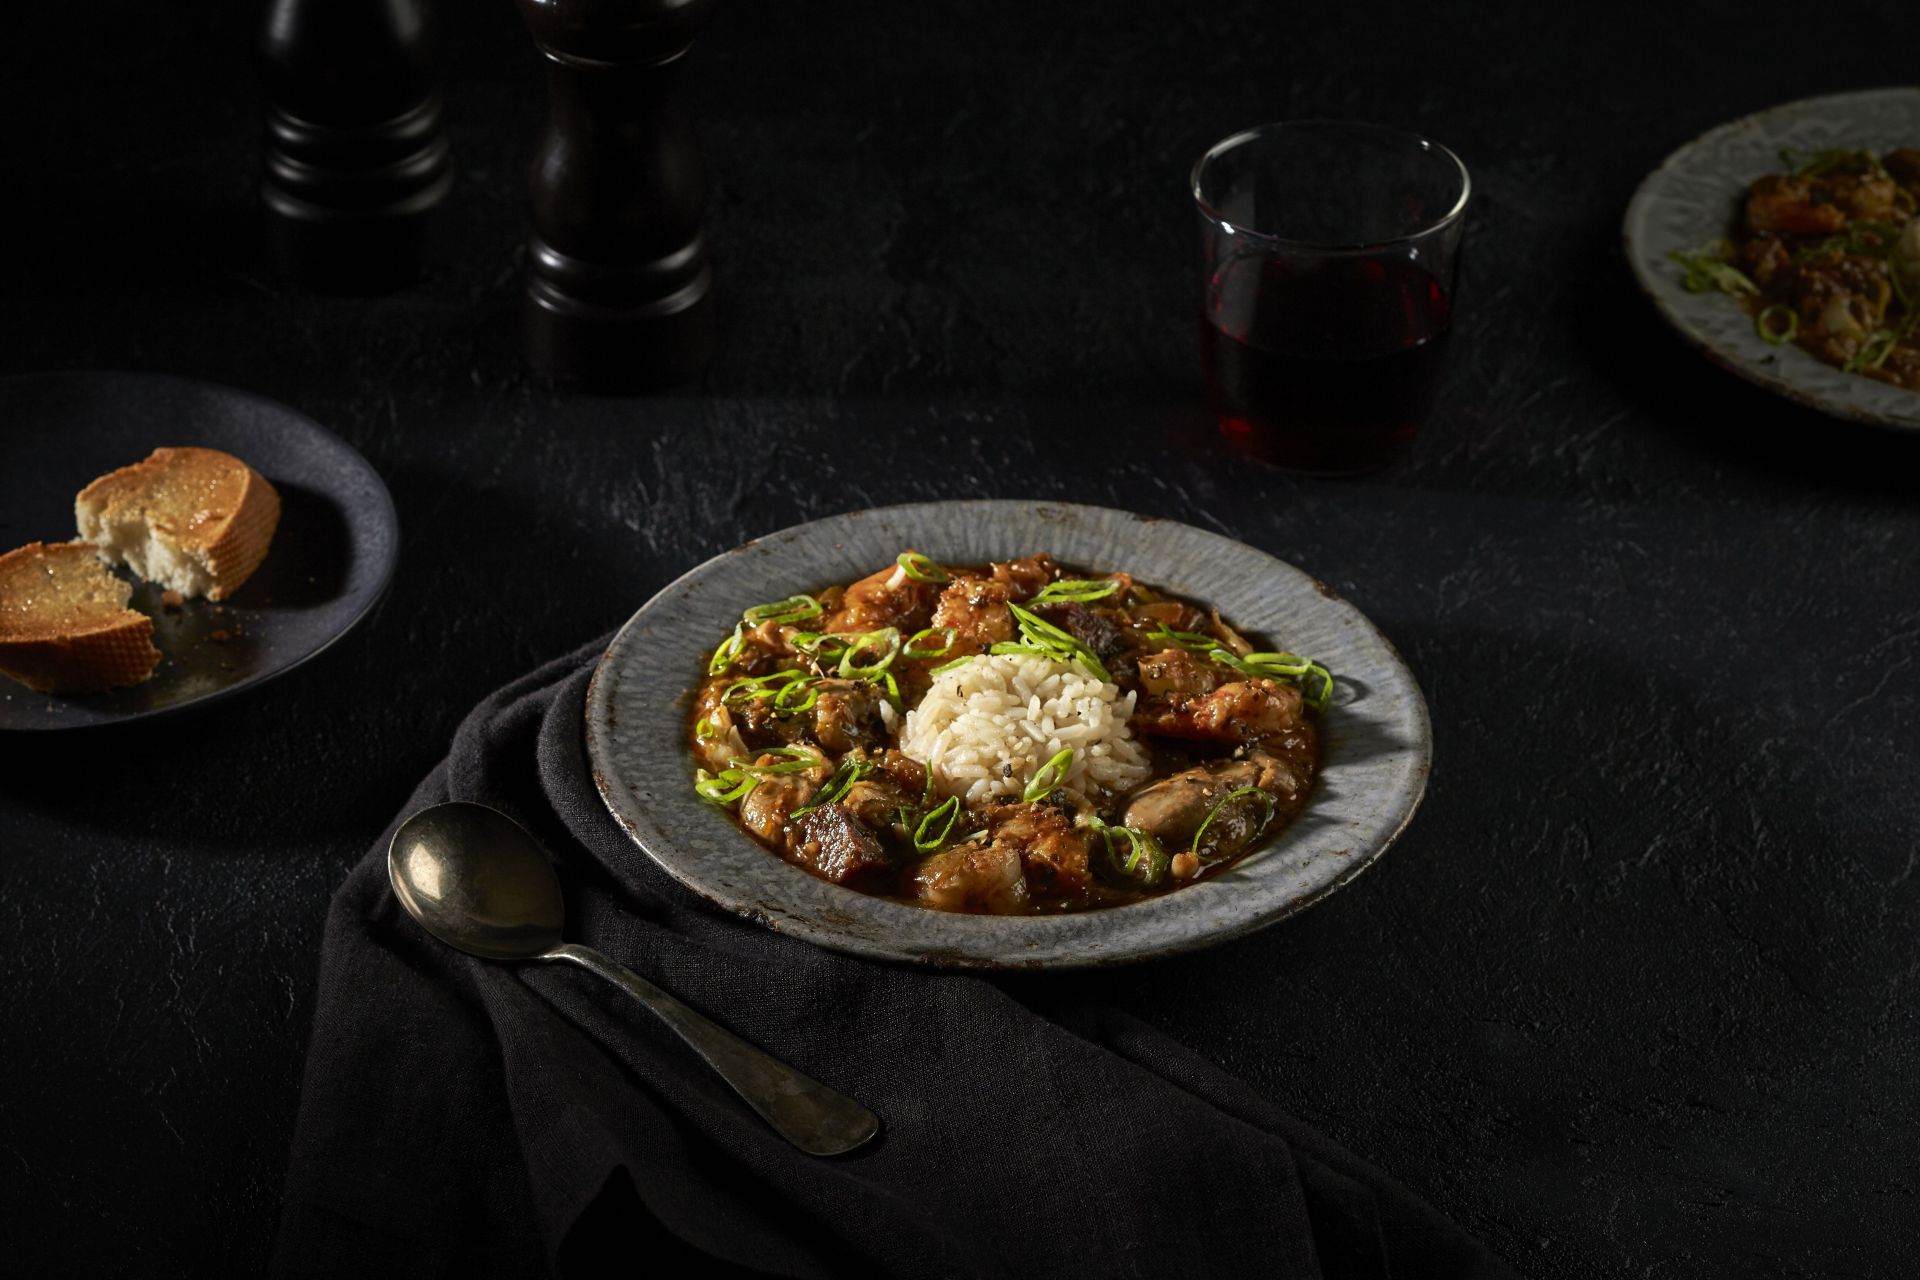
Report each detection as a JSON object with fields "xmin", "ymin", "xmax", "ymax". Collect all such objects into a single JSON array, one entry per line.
[{"xmin": 5, "ymin": 2, "xmax": 1918, "ymax": 1275}]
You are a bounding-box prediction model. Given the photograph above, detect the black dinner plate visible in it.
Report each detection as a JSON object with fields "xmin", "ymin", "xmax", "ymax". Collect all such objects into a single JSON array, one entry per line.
[{"xmin": 0, "ymin": 371, "xmax": 398, "ymax": 731}]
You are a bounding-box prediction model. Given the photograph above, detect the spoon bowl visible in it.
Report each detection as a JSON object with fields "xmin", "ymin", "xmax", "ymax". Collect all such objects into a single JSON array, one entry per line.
[
  {"xmin": 390, "ymin": 802, "xmax": 565, "ymax": 960},
  {"xmin": 386, "ymin": 801, "xmax": 879, "ymax": 1156}
]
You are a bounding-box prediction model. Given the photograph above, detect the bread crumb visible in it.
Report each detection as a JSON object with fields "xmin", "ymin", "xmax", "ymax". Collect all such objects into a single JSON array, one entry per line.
[
  {"xmin": 210, "ymin": 629, "xmax": 231, "ymax": 643},
  {"xmin": 160, "ymin": 590, "xmax": 184, "ymax": 609}
]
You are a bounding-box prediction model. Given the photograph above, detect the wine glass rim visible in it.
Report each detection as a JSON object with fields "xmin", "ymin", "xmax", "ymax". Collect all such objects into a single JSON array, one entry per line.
[{"xmin": 1190, "ymin": 120, "xmax": 1472, "ymax": 252}]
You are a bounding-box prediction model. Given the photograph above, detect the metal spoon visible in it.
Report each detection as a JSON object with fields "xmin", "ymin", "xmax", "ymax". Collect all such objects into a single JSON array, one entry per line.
[{"xmin": 387, "ymin": 801, "xmax": 879, "ymax": 1157}]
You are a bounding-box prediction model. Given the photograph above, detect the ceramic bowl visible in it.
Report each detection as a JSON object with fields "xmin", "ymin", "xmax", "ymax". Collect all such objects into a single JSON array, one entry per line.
[
  {"xmin": 1623, "ymin": 87, "xmax": 1920, "ymax": 429},
  {"xmin": 585, "ymin": 501, "xmax": 1430, "ymax": 968}
]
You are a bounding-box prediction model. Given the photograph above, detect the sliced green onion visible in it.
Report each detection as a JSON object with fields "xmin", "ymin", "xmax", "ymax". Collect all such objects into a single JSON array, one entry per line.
[
  {"xmin": 1007, "ymin": 603, "xmax": 1111, "ymax": 682},
  {"xmin": 913, "ymin": 796, "xmax": 961, "ymax": 851},
  {"xmin": 837, "ymin": 628, "xmax": 901, "ymax": 678},
  {"xmin": 1022, "ymin": 748, "xmax": 1074, "ymax": 803},
  {"xmin": 733, "ymin": 746, "xmax": 820, "ymax": 776},
  {"xmin": 1100, "ymin": 825, "xmax": 1169, "ymax": 888},
  {"xmin": 694, "ymin": 714, "xmax": 727, "ymax": 742},
  {"xmin": 1205, "ymin": 648, "xmax": 1335, "ymax": 712},
  {"xmin": 1756, "ymin": 304, "xmax": 1798, "ymax": 346},
  {"xmin": 1031, "ymin": 577, "xmax": 1123, "ymax": 604},
  {"xmin": 707, "ymin": 624, "xmax": 745, "ymax": 675},
  {"xmin": 1845, "ymin": 329, "xmax": 1901, "ymax": 373},
  {"xmin": 1141, "ymin": 621, "xmax": 1220, "ymax": 651},
  {"xmin": 791, "ymin": 758, "xmax": 873, "ymax": 819},
  {"xmin": 986, "ymin": 641, "xmax": 1052, "ymax": 660},
  {"xmin": 1782, "ymin": 146, "xmax": 1889, "ymax": 179},
  {"xmin": 694, "ymin": 767, "xmax": 755, "ymax": 806},
  {"xmin": 903, "ymin": 626, "xmax": 957, "ymax": 659},
  {"xmin": 1189, "ymin": 786, "xmax": 1276, "ymax": 861},
  {"xmin": 789, "ymin": 631, "xmax": 853, "ymax": 663},
  {"xmin": 721, "ymin": 668, "xmax": 811, "ymax": 706},
  {"xmin": 742, "ymin": 594, "xmax": 823, "ymax": 626},
  {"xmin": 1669, "ymin": 246, "xmax": 1757, "ymax": 297},
  {"xmin": 772, "ymin": 679, "xmax": 821, "ymax": 716},
  {"xmin": 896, "ymin": 551, "xmax": 950, "ymax": 583}
]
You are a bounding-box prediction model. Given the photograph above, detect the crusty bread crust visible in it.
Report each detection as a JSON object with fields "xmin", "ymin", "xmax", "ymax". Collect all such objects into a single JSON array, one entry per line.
[
  {"xmin": 0, "ymin": 542, "xmax": 160, "ymax": 693},
  {"xmin": 75, "ymin": 447, "xmax": 281, "ymax": 601}
]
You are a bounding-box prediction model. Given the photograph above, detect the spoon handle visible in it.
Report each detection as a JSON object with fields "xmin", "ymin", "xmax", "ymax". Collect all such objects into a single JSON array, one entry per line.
[{"xmin": 542, "ymin": 942, "xmax": 879, "ymax": 1156}]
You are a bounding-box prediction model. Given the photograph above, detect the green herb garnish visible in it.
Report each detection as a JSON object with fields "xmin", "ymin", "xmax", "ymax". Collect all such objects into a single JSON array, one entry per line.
[
  {"xmin": 913, "ymin": 795, "xmax": 962, "ymax": 851},
  {"xmin": 694, "ymin": 767, "xmax": 755, "ymax": 806},
  {"xmin": 742, "ymin": 594, "xmax": 823, "ymax": 626},
  {"xmin": 707, "ymin": 624, "xmax": 745, "ymax": 675},
  {"xmin": 837, "ymin": 628, "xmax": 901, "ymax": 679},
  {"xmin": 1190, "ymin": 786, "xmax": 1276, "ymax": 861},
  {"xmin": 791, "ymin": 758, "xmax": 874, "ymax": 819},
  {"xmin": 1022, "ymin": 748, "xmax": 1074, "ymax": 803},
  {"xmin": 896, "ymin": 551, "xmax": 950, "ymax": 583},
  {"xmin": 1006, "ymin": 603, "xmax": 1111, "ymax": 682},
  {"xmin": 1101, "ymin": 825, "xmax": 1169, "ymax": 887},
  {"xmin": 1669, "ymin": 245, "xmax": 1757, "ymax": 297},
  {"xmin": 733, "ymin": 746, "xmax": 820, "ymax": 776},
  {"xmin": 1031, "ymin": 577, "xmax": 1123, "ymax": 604},
  {"xmin": 1756, "ymin": 304, "xmax": 1798, "ymax": 346},
  {"xmin": 903, "ymin": 626, "xmax": 957, "ymax": 659}
]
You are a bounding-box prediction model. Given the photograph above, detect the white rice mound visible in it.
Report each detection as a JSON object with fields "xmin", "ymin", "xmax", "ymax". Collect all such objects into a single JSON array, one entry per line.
[{"xmin": 899, "ymin": 653, "xmax": 1152, "ymax": 805}]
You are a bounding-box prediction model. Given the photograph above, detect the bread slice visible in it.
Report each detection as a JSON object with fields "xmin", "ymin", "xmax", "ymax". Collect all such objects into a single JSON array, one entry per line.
[
  {"xmin": 75, "ymin": 447, "xmax": 280, "ymax": 601},
  {"xmin": 0, "ymin": 541, "xmax": 161, "ymax": 693}
]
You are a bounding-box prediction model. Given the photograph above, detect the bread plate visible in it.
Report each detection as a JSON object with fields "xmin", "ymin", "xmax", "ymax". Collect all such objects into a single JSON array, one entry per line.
[
  {"xmin": 0, "ymin": 372, "xmax": 399, "ymax": 731},
  {"xmin": 1623, "ymin": 87, "xmax": 1920, "ymax": 429},
  {"xmin": 585, "ymin": 501, "xmax": 1430, "ymax": 969}
]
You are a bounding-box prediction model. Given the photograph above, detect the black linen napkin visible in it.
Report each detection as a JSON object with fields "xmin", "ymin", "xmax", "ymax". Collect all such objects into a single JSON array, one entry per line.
[{"xmin": 274, "ymin": 639, "xmax": 1514, "ymax": 1280}]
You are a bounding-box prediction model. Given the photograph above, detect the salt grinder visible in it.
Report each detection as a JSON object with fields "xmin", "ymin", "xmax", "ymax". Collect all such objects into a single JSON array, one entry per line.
[
  {"xmin": 259, "ymin": 0, "xmax": 454, "ymax": 293},
  {"xmin": 515, "ymin": 0, "xmax": 717, "ymax": 390}
]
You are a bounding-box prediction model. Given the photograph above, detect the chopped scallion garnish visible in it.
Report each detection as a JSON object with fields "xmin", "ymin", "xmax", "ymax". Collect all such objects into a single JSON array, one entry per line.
[
  {"xmin": 742, "ymin": 594, "xmax": 823, "ymax": 626},
  {"xmin": 707, "ymin": 624, "xmax": 745, "ymax": 675},
  {"xmin": 1190, "ymin": 786, "xmax": 1275, "ymax": 861},
  {"xmin": 903, "ymin": 626, "xmax": 957, "ymax": 659},
  {"xmin": 837, "ymin": 628, "xmax": 901, "ymax": 679},
  {"xmin": 913, "ymin": 796, "xmax": 961, "ymax": 851},
  {"xmin": 1140, "ymin": 621, "xmax": 1220, "ymax": 652},
  {"xmin": 1669, "ymin": 245, "xmax": 1757, "ymax": 297},
  {"xmin": 694, "ymin": 767, "xmax": 755, "ymax": 806},
  {"xmin": 1031, "ymin": 577, "xmax": 1123, "ymax": 604},
  {"xmin": 1756, "ymin": 304, "xmax": 1798, "ymax": 346},
  {"xmin": 896, "ymin": 551, "xmax": 950, "ymax": 583},
  {"xmin": 733, "ymin": 746, "xmax": 820, "ymax": 776},
  {"xmin": 1100, "ymin": 825, "xmax": 1169, "ymax": 887},
  {"xmin": 721, "ymin": 668, "xmax": 811, "ymax": 706},
  {"xmin": 1844, "ymin": 328, "xmax": 1900, "ymax": 374},
  {"xmin": 1007, "ymin": 603, "xmax": 1111, "ymax": 682},
  {"xmin": 789, "ymin": 631, "xmax": 853, "ymax": 663},
  {"xmin": 1022, "ymin": 748, "xmax": 1074, "ymax": 803},
  {"xmin": 791, "ymin": 758, "xmax": 873, "ymax": 819},
  {"xmin": 1204, "ymin": 648, "xmax": 1334, "ymax": 712}
]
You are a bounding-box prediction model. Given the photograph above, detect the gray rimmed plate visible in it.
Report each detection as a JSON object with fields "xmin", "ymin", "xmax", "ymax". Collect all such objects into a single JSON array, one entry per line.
[
  {"xmin": 585, "ymin": 502, "xmax": 1430, "ymax": 969},
  {"xmin": 0, "ymin": 371, "xmax": 399, "ymax": 730},
  {"xmin": 1623, "ymin": 86, "xmax": 1920, "ymax": 429}
]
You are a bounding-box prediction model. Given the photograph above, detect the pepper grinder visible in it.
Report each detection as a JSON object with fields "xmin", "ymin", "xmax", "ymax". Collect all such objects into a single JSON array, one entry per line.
[
  {"xmin": 515, "ymin": 0, "xmax": 717, "ymax": 390},
  {"xmin": 259, "ymin": 0, "xmax": 454, "ymax": 293}
]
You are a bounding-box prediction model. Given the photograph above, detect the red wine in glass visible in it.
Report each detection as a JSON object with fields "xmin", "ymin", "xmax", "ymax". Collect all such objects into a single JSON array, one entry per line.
[{"xmin": 1199, "ymin": 253, "xmax": 1452, "ymax": 474}]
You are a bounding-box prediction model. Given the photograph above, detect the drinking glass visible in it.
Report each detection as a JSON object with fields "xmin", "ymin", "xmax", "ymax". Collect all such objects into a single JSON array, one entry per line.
[{"xmin": 1192, "ymin": 121, "xmax": 1470, "ymax": 474}]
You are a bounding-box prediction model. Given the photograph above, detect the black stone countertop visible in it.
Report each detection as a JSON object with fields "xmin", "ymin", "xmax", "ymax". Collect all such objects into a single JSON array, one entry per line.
[{"xmin": 4, "ymin": 1, "xmax": 1917, "ymax": 1275}]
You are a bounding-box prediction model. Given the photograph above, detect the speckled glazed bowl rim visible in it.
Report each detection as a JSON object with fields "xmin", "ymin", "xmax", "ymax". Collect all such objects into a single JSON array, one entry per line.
[
  {"xmin": 1622, "ymin": 86, "xmax": 1920, "ymax": 430},
  {"xmin": 585, "ymin": 501, "xmax": 1431, "ymax": 969}
]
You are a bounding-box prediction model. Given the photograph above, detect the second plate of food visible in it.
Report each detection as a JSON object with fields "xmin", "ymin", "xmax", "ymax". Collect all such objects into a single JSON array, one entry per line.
[
  {"xmin": 1623, "ymin": 86, "xmax": 1920, "ymax": 428},
  {"xmin": 586, "ymin": 501, "xmax": 1430, "ymax": 968}
]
